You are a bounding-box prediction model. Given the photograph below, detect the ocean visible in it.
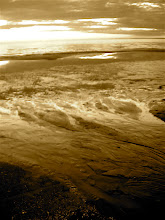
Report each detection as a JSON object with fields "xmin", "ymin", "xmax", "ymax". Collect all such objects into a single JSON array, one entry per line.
[
  {"xmin": 1, "ymin": 38, "xmax": 165, "ymax": 56},
  {"xmin": 0, "ymin": 38, "xmax": 165, "ymax": 219}
]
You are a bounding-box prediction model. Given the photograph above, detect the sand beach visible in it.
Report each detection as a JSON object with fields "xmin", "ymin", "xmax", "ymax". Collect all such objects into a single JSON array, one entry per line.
[{"xmin": 0, "ymin": 50, "xmax": 165, "ymax": 219}]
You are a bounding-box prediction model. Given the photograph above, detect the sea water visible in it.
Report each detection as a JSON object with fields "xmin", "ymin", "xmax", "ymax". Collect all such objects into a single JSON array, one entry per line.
[{"xmin": 1, "ymin": 38, "xmax": 165, "ymax": 56}]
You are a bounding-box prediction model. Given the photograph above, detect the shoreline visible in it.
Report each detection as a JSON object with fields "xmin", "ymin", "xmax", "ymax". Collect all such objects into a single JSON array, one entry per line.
[
  {"xmin": 0, "ymin": 51, "xmax": 164, "ymax": 75},
  {"xmin": 0, "ymin": 48, "xmax": 165, "ymax": 60}
]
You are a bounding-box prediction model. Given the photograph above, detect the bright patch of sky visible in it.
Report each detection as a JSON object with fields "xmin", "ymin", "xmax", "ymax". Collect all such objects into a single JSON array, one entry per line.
[
  {"xmin": 0, "ymin": 27, "xmax": 127, "ymax": 42},
  {"xmin": 0, "ymin": 20, "xmax": 70, "ymax": 26},
  {"xmin": 86, "ymin": 25, "xmax": 108, "ymax": 29},
  {"xmin": 18, "ymin": 20, "xmax": 70, "ymax": 25},
  {"xmin": 18, "ymin": 25, "xmax": 71, "ymax": 31}
]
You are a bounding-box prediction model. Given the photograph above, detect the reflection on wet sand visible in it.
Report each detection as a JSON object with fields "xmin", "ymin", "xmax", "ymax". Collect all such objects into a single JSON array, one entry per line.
[
  {"xmin": 79, "ymin": 53, "xmax": 117, "ymax": 59},
  {"xmin": 0, "ymin": 61, "xmax": 9, "ymax": 66},
  {"xmin": 0, "ymin": 54, "xmax": 165, "ymax": 219}
]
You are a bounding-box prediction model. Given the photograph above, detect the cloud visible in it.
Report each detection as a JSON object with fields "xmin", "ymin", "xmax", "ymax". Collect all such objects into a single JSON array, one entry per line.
[
  {"xmin": 125, "ymin": 2, "xmax": 163, "ymax": 10},
  {"xmin": 117, "ymin": 27, "xmax": 157, "ymax": 31},
  {"xmin": 132, "ymin": 3, "xmax": 160, "ymax": 8},
  {"xmin": 0, "ymin": 0, "xmax": 164, "ymax": 37},
  {"xmin": 77, "ymin": 18, "xmax": 117, "ymax": 25}
]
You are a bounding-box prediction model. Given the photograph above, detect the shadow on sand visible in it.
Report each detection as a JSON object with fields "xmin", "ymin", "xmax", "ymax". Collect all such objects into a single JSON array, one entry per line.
[{"xmin": 0, "ymin": 162, "xmax": 164, "ymax": 220}]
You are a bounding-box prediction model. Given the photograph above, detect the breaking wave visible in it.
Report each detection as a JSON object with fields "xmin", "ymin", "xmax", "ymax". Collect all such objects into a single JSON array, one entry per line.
[{"xmin": 1, "ymin": 95, "xmax": 163, "ymax": 133}]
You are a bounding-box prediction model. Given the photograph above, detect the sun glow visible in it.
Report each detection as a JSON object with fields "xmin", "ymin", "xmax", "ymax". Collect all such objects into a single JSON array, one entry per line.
[
  {"xmin": 0, "ymin": 26, "xmax": 73, "ymax": 41},
  {"xmin": 0, "ymin": 24, "xmax": 130, "ymax": 42}
]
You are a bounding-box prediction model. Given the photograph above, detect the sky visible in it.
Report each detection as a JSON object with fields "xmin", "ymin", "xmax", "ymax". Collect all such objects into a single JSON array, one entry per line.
[{"xmin": 0, "ymin": 0, "xmax": 165, "ymax": 41}]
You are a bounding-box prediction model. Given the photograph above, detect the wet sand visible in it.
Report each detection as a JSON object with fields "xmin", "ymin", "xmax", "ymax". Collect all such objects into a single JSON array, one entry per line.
[
  {"xmin": 0, "ymin": 162, "xmax": 110, "ymax": 220},
  {"xmin": 0, "ymin": 52, "xmax": 165, "ymax": 219}
]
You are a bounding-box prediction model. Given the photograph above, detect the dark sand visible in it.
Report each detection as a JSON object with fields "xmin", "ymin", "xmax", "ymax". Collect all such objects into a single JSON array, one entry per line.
[
  {"xmin": 0, "ymin": 162, "xmax": 164, "ymax": 220},
  {"xmin": 0, "ymin": 162, "xmax": 111, "ymax": 220}
]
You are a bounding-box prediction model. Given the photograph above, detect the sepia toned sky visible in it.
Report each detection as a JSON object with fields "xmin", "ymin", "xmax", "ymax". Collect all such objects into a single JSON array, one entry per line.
[{"xmin": 0, "ymin": 0, "xmax": 165, "ymax": 41}]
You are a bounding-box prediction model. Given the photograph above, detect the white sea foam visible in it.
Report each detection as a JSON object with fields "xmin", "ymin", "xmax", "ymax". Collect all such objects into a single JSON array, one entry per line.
[{"xmin": 0, "ymin": 106, "xmax": 11, "ymax": 114}]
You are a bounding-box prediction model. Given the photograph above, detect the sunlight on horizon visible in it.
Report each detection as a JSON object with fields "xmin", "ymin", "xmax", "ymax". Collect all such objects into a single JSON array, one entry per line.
[
  {"xmin": 0, "ymin": 18, "xmax": 162, "ymax": 42},
  {"xmin": 0, "ymin": 25, "xmax": 130, "ymax": 42}
]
